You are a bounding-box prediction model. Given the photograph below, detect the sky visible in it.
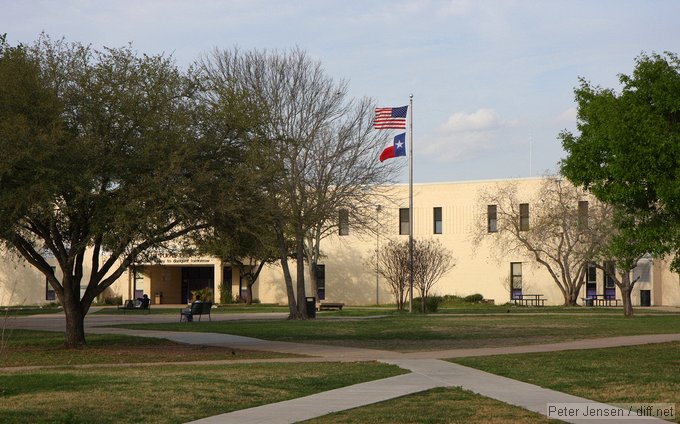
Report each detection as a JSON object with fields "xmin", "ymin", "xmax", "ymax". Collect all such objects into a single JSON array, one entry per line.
[{"xmin": 3, "ymin": 0, "xmax": 679, "ymax": 183}]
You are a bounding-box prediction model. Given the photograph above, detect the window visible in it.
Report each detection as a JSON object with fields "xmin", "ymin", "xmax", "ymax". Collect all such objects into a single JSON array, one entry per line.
[
  {"xmin": 604, "ymin": 261, "xmax": 616, "ymax": 287},
  {"xmin": 511, "ymin": 262, "xmax": 522, "ymax": 299},
  {"xmin": 586, "ymin": 262, "xmax": 597, "ymax": 298},
  {"xmin": 578, "ymin": 201, "xmax": 589, "ymax": 228},
  {"xmin": 45, "ymin": 266, "xmax": 56, "ymax": 301},
  {"xmin": 519, "ymin": 203, "xmax": 529, "ymax": 231},
  {"xmin": 338, "ymin": 209, "xmax": 349, "ymax": 236},
  {"xmin": 604, "ymin": 261, "xmax": 616, "ymax": 299},
  {"xmin": 316, "ymin": 264, "xmax": 326, "ymax": 301},
  {"xmin": 487, "ymin": 205, "xmax": 497, "ymax": 233},
  {"xmin": 433, "ymin": 207, "xmax": 442, "ymax": 234},
  {"xmin": 587, "ymin": 263, "xmax": 597, "ymax": 284},
  {"xmin": 399, "ymin": 208, "xmax": 409, "ymax": 235}
]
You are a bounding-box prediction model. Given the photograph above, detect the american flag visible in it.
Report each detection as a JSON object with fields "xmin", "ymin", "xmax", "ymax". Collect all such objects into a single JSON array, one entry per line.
[{"xmin": 374, "ymin": 106, "xmax": 408, "ymax": 129}]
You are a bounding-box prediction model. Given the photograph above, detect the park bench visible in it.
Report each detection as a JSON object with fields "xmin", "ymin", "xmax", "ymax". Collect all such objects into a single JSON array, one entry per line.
[
  {"xmin": 318, "ymin": 302, "xmax": 344, "ymax": 311},
  {"xmin": 117, "ymin": 299, "xmax": 150, "ymax": 314},
  {"xmin": 180, "ymin": 302, "xmax": 212, "ymax": 322}
]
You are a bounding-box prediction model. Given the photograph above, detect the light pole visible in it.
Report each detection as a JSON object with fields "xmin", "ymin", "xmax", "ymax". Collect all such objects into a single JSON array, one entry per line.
[{"xmin": 375, "ymin": 204, "xmax": 381, "ymax": 305}]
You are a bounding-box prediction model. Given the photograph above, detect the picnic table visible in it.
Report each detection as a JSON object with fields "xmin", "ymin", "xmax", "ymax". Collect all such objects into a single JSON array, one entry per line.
[
  {"xmin": 513, "ymin": 294, "xmax": 546, "ymax": 307},
  {"xmin": 582, "ymin": 294, "xmax": 620, "ymax": 306}
]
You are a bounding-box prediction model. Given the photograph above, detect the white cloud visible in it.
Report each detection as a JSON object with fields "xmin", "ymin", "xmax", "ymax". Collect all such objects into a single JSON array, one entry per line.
[
  {"xmin": 440, "ymin": 108, "xmax": 505, "ymax": 132},
  {"xmin": 421, "ymin": 108, "xmax": 516, "ymax": 163}
]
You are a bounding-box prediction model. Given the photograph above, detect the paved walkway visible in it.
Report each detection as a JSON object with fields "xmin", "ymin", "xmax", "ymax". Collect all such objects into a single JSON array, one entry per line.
[{"xmin": 6, "ymin": 312, "xmax": 677, "ymax": 423}]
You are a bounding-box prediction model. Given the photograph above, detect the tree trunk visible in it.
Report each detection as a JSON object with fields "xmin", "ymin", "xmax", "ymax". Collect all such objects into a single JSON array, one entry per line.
[
  {"xmin": 244, "ymin": 281, "xmax": 253, "ymax": 305},
  {"xmin": 275, "ymin": 225, "xmax": 300, "ymax": 318},
  {"xmin": 295, "ymin": 230, "xmax": 308, "ymax": 319},
  {"xmin": 420, "ymin": 296, "xmax": 426, "ymax": 313},
  {"xmin": 567, "ymin": 288, "xmax": 580, "ymax": 306},
  {"xmin": 63, "ymin": 304, "xmax": 86, "ymax": 348},
  {"xmin": 621, "ymin": 286, "xmax": 634, "ymax": 318},
  {"xmin": 309, "ymin": 262, "xmax": 319, "ymax": 301}
]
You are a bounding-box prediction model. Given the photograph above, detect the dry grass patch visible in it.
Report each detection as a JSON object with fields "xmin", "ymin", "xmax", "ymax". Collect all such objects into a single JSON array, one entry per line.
[
  {"xmin": 0, "ymin": 330, "xmax": 298, "ymax": 367},
  {"xmin": 0, "ymin": 362, "xmax": 405, "ymax": 424}
]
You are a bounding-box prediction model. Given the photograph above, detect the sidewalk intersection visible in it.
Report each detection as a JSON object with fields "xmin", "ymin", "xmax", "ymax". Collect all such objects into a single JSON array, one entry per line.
[{"xmin": 7, "ymin": 312, "xmax": 678, "ymax": 423}]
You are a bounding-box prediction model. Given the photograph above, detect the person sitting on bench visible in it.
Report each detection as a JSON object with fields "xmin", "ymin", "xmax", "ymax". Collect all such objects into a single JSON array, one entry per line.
[
  {"xmin": 181, "ymin": 295, "xmax": 202, "ymax": 322},
  {"xmin": 139, "ymin": 294, "xmax": 150, "ymax": 309}
]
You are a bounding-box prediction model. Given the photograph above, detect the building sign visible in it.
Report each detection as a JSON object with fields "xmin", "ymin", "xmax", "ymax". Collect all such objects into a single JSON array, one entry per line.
[{"xmin": 156, "ymin": 254, "xmax": 213, "ymax": 265}]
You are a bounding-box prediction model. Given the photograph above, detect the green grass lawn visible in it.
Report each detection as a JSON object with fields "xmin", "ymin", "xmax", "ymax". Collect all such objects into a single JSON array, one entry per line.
[
  {"xmin": 0, "ymin": 330, "xmax": 297, "ymax": 367},
  {"xmin": 0, "ymin": 362, "xmax": 405, "ymax": 424},
  {"xmin": 452, "ymin": 341, "xmax": 680, "ymax": 411},
  {"xmin": 303, "ymin": 387, "xmax": 561, "ymax": 424},
  {"xmin": 119, "ymin": 312, "xmax": 680, "ymax": 351}
]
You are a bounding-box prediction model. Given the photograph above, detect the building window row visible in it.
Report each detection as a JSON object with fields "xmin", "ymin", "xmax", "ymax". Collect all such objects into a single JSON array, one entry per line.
[
  {"xmin": 355, "ymin": 201, "xmax": 591, "ymax": 236},
  {"xmin": 486, "ymin": 200, "xmax": 589, "ymax": 234}
]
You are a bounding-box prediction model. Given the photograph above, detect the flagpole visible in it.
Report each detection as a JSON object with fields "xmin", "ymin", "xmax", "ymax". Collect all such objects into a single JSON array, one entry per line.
[{"xmin": 408, "ymin": 94, "xmax": 414, "ymax": 314}]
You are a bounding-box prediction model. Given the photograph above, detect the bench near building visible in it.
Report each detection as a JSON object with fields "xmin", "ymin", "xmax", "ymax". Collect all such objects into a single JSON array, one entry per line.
[{"xmin": 2, "ymin": 178, "xmax": 679, "ymax": 308}]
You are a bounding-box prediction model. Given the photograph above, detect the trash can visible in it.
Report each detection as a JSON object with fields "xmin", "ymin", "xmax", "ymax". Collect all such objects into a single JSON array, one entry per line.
[
  {"xmin": 154, "ymin": 292, "xmax": 162, "ymax": 305},
  {"xmin": 305, "ymin": 297, "xmax": 316, "ymax": 319},
  {"xmin": 584, "ymin": 298, "xmax": 593, "ymax": 307}
]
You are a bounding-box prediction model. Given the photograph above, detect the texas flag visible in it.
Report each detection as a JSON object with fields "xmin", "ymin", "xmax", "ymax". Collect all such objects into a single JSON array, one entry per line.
[{"xmin": 379, "ymin": 133, "xmax": 406, "ymax": 162}]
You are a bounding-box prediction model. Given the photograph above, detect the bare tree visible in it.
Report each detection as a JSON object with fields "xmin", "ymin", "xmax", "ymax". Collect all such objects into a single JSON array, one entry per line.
[
  {"xmin": 412, "ymin": 239, "xmax": 455, "ymax": 313},
  {"xmin": 303, "ymin": 101, "xmax": 401, "ymax": 301},
  {"xmin": 199, "ymin": 48, "xmax": 400, "ymax": 318},
  {"xmin": 374, "ymin": 239, "xmax": 410, "ymax": 311},
  {"xmin": 472, "ymin": 176, "xmax": 613, "ymax": 305},
  {"xmin": 375, "ymin": 238, "xmax": 454, "ymax": 312}
]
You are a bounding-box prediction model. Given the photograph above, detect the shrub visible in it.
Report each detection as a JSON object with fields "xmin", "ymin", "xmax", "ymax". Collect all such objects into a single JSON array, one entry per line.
[
  {"xmin": 441, "ymin": 294, "xmax": 465, "ymax": 306},
  {"xmin": 104, "ymin": 295, "xmax": 123, "ymax": 306},
  {"xmin": 425, "ymin": 295, "xmax": 444, "ymax": 312},
  {"xmin": 413, "ymin": 296, "xmax": 444, "ymax": 313},
  {"xmin": 191, "ymin": 287, "xmax": 213, "ymax": 303},
  {"xmin": 219, "ymin": 283, "xmax": 234, "ymax": 304},
  {"xmin": 464, "ymin": 293, "xmax": 484, "ymax": 303}
]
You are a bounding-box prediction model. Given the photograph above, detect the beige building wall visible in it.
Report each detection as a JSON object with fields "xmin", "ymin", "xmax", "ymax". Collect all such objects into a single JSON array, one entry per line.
[
  {"xmin": 253, "ymin": 178, "xmax": 680, "ymax": 307},
  {"xmin": 658, "ymin": 258, "xmax": 680, "ymax": 307},
  {"xmin": 3, "ymin": 177, "xmax": 680, "ymax": 307},
  {"xmin": 0, "ymin": 248, "xmax": 53, "ymax": 306}
]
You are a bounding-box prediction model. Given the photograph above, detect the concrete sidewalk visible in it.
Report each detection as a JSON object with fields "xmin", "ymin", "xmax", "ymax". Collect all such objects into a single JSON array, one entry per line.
[{"xmin": 187, "ymin": 358, "xmax": 670, "ymax": 424}]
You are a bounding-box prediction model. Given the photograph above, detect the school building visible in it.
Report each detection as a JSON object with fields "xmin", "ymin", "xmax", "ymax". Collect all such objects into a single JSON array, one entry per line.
[{"xmin": 2, "ymin": 177, "xmax": 680, "ymax": 307}]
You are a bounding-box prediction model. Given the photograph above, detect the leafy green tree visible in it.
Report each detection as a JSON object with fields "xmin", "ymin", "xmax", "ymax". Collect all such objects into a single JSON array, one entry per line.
[
  {"xmin": 0, "ymin": 36, "xmax": 243, "ymax": 347},
  {"xmin": 560, "ymin": 52, "xmax": 680, "ymax": 316}
]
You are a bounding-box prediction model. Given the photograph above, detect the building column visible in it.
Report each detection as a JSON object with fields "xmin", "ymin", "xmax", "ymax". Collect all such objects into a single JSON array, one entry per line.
[{"xmin": 213, "ymin": 261, "xmax": 223, "ymax": 304}]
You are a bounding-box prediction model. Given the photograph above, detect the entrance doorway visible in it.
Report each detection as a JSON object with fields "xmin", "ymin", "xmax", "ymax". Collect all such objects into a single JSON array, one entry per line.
[{"xmin": 181, "ymin": 267, "xmax": 214, "ymax": 304}]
